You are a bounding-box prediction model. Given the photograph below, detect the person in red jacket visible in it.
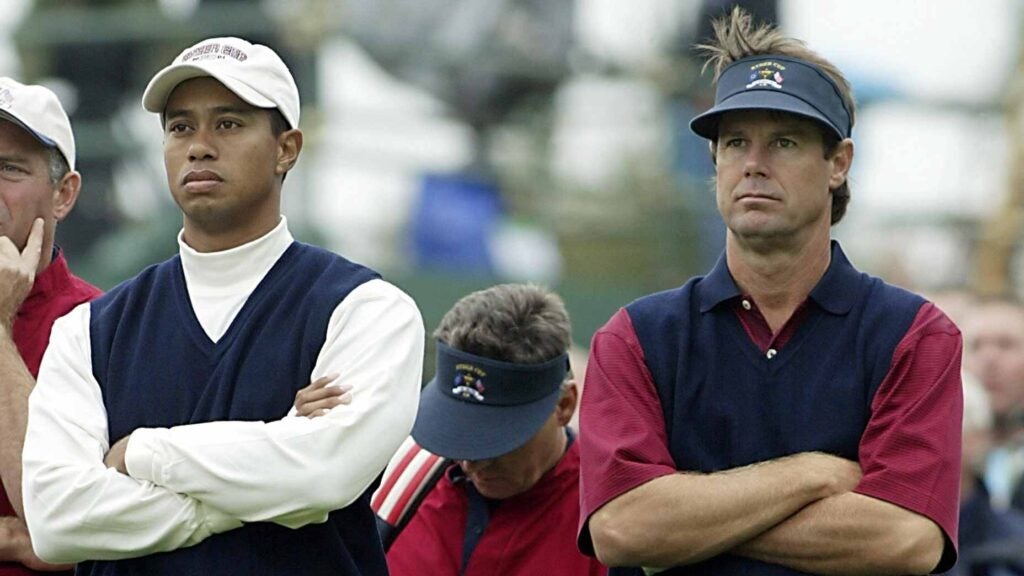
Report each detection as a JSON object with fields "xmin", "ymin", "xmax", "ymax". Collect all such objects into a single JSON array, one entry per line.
[
  {"xmin": 0, "ymin": 77, "xmax": 101, "ymax": 574},
  {"xmin": 297, "ymin": 283, "xmax": 606, "ymax": 576}
]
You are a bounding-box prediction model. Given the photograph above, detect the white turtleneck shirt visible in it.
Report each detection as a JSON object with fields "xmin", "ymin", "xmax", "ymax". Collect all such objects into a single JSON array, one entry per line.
[{"xmin": 22, "ymin": 218, "xmax": 425, "ymax": 563}]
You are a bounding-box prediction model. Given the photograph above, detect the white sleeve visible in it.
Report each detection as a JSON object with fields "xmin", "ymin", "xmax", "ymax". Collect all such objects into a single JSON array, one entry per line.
[
  {"xmin": 22, "ymin": 304, "xmax": 242, "ymax": 564},
  {"xmin": 124, "ymin": 279, "xmax": 425, "ymax": 528}
]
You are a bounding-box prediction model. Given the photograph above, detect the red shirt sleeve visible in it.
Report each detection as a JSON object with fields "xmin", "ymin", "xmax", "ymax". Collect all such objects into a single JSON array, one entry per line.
[
  {"xmin": 577, "ymin": 308, "xmax": 677, "ymax": 554},
  {"xmin": 854, "ymin": 302, "xmax": 962, "ymax": 568}
]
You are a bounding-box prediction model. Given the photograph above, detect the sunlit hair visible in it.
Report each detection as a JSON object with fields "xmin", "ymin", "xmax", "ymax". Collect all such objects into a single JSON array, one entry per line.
[
  {"xmin": 698, "ymin": 7, "xmax": 856, "ymax": 224},
  {"xmin": 434, "ymin": 283, "xmax": 571, "ymax": 365}
]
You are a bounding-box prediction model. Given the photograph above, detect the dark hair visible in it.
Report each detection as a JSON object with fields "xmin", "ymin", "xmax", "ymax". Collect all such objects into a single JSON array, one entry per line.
[
  {"xmin": 434, "ymin": 284, "xmax": 571, "ymax": 365},
  {"xmin": 699, "ymin": 7, "xmax": 855, "ymax": 225},
  {"xmin": 268, "ymin": 108, "xmax": 290, "ymax": 137}
]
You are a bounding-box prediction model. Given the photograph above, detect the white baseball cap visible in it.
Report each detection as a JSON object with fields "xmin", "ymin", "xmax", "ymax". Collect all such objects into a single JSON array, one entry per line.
[
  {"xmin": 142, "ymin": 37, "xmax": 300, "ymax": 129},
  {"xmin": 0, "ymin": 77, "xmax": 76, "ymax": 170}
]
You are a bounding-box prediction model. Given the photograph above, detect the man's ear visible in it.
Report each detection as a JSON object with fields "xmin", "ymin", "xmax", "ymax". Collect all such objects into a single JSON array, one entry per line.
[
  {"xmin": 52, "ymin": 170, "xmax": 82, "ymax": 221},
  {"xmin": 555, "ymin": 381, "xmax": 579, "ymax": 426},
  {"xmin": 275, "ymin": 128, "xmax": 304, "ymax": 177},
  {"xmin": 828, "ymin": 138, "xmax": 854, "ymax": 190}
]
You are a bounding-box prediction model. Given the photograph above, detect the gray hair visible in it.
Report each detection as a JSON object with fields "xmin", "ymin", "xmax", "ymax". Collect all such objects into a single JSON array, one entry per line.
[
  {"xmin": 47, "ymin": 147, "xmax": 70, "ymax": 185},
  {"xmin": 434, "ymin": 283, "xmax": 572, "ymax": 365}
]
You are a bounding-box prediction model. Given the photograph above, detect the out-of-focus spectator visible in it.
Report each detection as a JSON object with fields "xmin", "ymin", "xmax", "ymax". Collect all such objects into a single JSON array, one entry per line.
[
  {"xmin": 964, "ymin": 297, "xmax": 1024, "ymax": 512},
  {"xmin": 950, "ymin": 374, "xmax": 1024, "ymax": 576}
]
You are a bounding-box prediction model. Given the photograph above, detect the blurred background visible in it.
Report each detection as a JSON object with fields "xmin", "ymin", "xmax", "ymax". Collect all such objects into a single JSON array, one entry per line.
[
  {"xmin": 2, "ymin": 0, "xmax": 1022, "ymax": 350},
  {"xmin": 9, "ymin": 1, "xmax": 1024, "ymax": 569}
]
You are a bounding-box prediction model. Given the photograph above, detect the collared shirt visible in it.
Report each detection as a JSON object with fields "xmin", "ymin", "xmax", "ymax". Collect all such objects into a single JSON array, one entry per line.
[{"xmin": 578, "ymin": 241, "xmax": 963, "ymax": 574}]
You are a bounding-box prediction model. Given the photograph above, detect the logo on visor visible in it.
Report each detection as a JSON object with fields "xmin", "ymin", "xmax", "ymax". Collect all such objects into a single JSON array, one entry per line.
[
  {"xmin": 451, "ymin": 363, "xmax": 487, "ymax": 402},
  {"xmin": 0, "ymin": 88, "xmax": 12, "ymax": 109},
  {"xmin": 746, "ymin": 61, "xmax": 785, "ymax": 89}
]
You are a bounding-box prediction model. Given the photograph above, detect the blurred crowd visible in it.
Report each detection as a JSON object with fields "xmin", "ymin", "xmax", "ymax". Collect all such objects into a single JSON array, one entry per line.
[{"xmin": 928, "ymin": 292, "xmax": 1024, "ymax": 575}]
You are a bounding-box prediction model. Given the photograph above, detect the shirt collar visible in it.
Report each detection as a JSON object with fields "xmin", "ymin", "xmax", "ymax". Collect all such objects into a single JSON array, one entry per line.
[
  {"xmin": 698, "ymin": 250, "xmax": 741, "ymax": 313},
  {"xmin": 807, "ymin": 241, "xmax": 861, "ymax": 315},
  {"xmin": 699, "ymin": 240, "xmax": 859, "ymax": 316},
  {"xmin": 26, "ymin": 247, "xmax": 69, "ymax": 301}
]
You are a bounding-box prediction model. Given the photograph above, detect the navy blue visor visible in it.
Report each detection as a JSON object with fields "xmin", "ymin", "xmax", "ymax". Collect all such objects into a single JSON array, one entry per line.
[
  {"xmin": 690, "ymin": 55, "xmax": 851, "ymax": 141},
  {"xmin": 412, "ymin": 341, "xmax": 570, "ymax": 461}
]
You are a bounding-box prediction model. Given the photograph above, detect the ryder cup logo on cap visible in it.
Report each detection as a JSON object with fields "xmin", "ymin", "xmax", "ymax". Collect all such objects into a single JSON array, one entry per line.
[
  {"xmin": 0, "ymin": 78, "xmax": 76, "ymax": 169},
  {"xmin": 412, "ymin": 342, "xmax": 571, "ymax": 461},
  {"xmin": 690, "ymin": 55, "xmax": 852, "ymax": 141},
  {"xmin": 452, "ymin": 364, "xmax": 487, "ymax": 402},
  {"xmin": 747, "ymin": 60, "xmax": 785, "ymax": 89},
  {"xmin": 142, "ymin": 37, "xmax": 300, "ymax": 129}
]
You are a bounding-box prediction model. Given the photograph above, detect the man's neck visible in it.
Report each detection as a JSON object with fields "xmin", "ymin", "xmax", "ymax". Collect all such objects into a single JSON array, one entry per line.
[
  {"xmin": 182, "ymin": 216, "xmax": 281, "ymax": 254},
  {"xmin": 726, "ymin": 231, "xmax": 831, "ymax": 333}
]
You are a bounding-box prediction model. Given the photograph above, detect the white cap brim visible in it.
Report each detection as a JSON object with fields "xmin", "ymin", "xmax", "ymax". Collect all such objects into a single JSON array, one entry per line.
[{"xmin": 143, "ymin": 63, "xmax": 277, "ymax": 117}]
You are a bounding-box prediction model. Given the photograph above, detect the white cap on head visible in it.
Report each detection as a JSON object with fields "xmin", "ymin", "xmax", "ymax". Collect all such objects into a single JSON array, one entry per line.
[
  {"xmin": 142, "ymin": 37, "xmax": 300, "ymax": 129},
  {"xmin": 0, "ymin": 77, "xmax": 76, "ymax": 170}
]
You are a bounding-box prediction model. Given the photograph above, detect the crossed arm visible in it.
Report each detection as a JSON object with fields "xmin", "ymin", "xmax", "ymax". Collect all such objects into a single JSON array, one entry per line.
[
  {"xmin": 23, "ymin": 280, "xmax": 424, "ymax": 563},
  {"xmin": 579, "ymin": 306, "xmax": 960, "ymax": 576},
  {"xmin": 589, "ymin": 453, "xmax": 943, "ymax": 575}
]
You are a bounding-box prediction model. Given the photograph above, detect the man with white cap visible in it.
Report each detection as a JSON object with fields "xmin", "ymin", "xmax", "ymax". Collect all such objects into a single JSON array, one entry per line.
[
  {"xmin": 21, "ymin": 37, "xmax": 424, "ymax": 575},
  {"xmin": 577, "ymin": 8, "xmax": 962, "ymax": 576},
  {"xmin": 358, "ymin": 283, "xmax": 604, "ymax": 575},
  {"xmin": 0, "ymin": 77, "xmax": 100, "ymax": 574}
]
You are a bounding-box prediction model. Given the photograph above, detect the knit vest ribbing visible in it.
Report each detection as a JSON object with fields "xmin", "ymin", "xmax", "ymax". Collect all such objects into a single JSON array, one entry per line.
[{"xmin": 83, "ymin": 242, "xmax": 386, "ymax": 576}]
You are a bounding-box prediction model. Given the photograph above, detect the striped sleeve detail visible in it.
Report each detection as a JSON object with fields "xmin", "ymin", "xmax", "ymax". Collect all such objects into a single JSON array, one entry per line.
[{"xmin": 372, "ymin": 436, "xmax": 447, "ymax": 526}]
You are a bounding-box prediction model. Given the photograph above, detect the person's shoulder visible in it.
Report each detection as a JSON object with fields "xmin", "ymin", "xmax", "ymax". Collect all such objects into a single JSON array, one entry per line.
[
  {"xmin": 289, "ymin": 242, "xmax": 382, "ymax": 284},
  {"xmin": 346, "ymin": 279, "xmax": 418, "ymax": 306},
  {"xmin": 863, "ymin": 274, "xmax": 926, "ymax": 309}
]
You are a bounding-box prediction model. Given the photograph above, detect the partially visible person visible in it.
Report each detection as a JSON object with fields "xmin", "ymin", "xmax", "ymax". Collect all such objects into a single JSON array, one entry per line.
[
  {"xmin": 21, "ymin": 37, "xmax": 423, "ymax": 575},
  {"xmin": 298, "ymin": 284, "xmax": 605, "ymax": 576},
  {"xmin": 950, "ymin": 374, "xmax": 1024, "ymax": 576},
  {"xmin": 963, "ymin": 297, "xmax": 1024, "ymax": 512},
  {"xmin": 0, "ymin": 77, "xmax": 100, "ymax": 574}
]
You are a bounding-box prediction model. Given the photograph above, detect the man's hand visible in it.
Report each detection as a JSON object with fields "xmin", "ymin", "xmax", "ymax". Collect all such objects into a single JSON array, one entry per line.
[
  {"xmin": 795, "ymin": 452, "xmax": 862, "ymax": 497},
  {"xmin": 0, "ymin": 218, "xmax": 43, "ymax": 331},
  {"xmin": 104, "ymin": 435, "xmax": 130, "ymax": 474},
  {"xmin": 293, "ymin": 373, "xmax": 351, "ymax": 418},
  {"xmin": 0, "ymin": 515, "xmax": 73, "ymax": 571}
]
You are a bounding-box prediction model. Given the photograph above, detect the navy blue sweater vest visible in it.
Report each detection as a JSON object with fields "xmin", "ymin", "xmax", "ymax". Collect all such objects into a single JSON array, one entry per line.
[
  {"xmin": 83, "ymin": 242, "xmax": 385, "ymax": 576},
  {"xmin": 621, "ymin": 246, "xmax": 924, "ymax": 575}
]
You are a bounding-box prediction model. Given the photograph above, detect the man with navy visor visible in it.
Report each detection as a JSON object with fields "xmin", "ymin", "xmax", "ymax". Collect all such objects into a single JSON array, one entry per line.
[
  {"xmin": 368, "ymin": 284, "xmax": 606, "ymax": 576},
  {"xmin": 577, "ymin": 8, "xmax": 962, "ymax": 576}
]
